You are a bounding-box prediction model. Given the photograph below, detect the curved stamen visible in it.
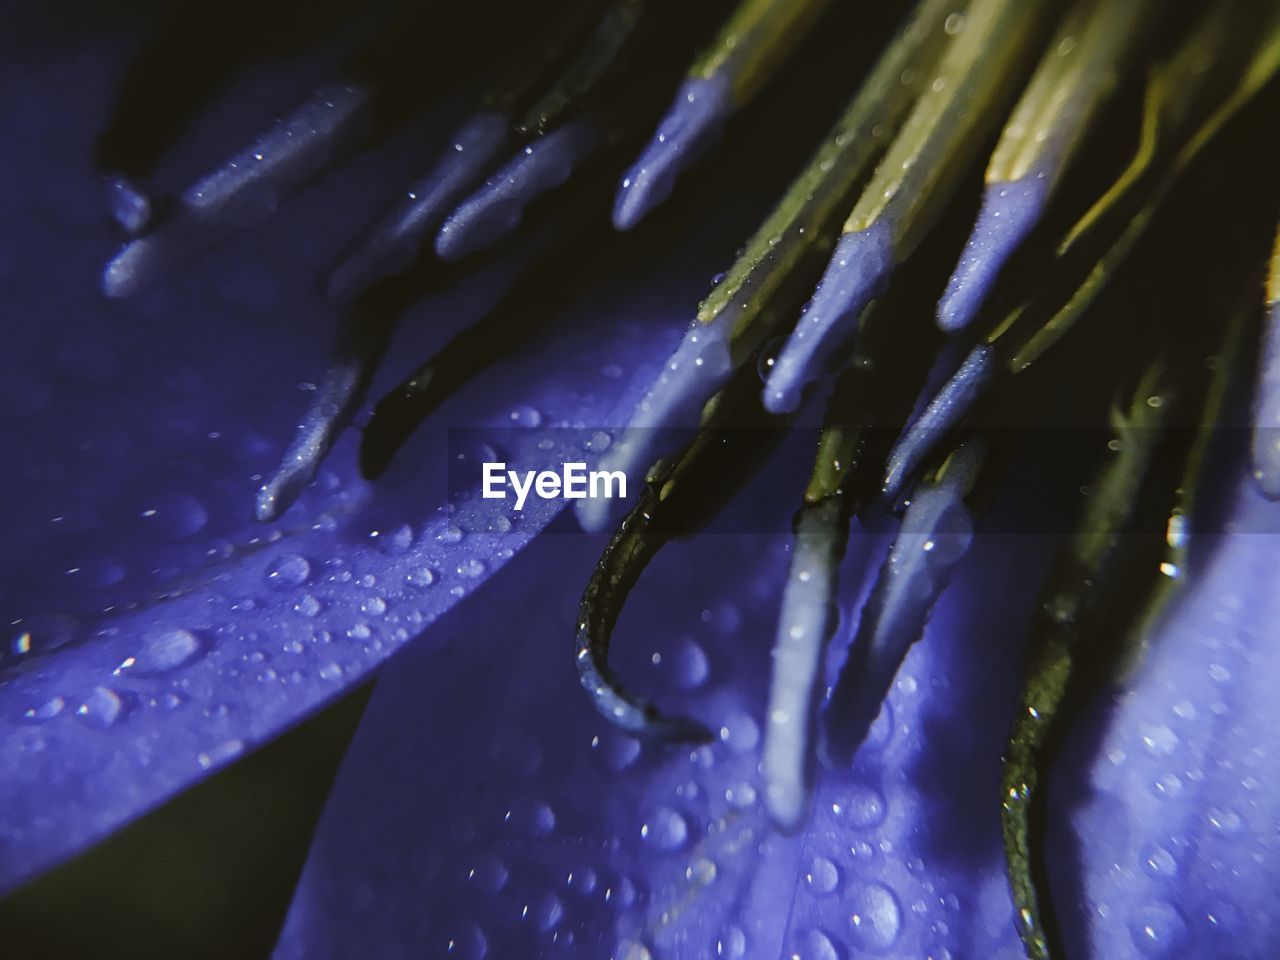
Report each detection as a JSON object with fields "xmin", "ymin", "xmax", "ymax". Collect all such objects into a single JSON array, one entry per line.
[{"xmin": 576, "ymin": 369, "xmax": 786, "ymax": 741}]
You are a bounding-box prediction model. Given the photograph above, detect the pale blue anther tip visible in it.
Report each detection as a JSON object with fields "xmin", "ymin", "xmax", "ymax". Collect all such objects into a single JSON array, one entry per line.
[
  {"xmin": 437, "ymin": 122, "xmax": 596, "ymax": 262},
  {"xmin": 105, "ymin": 174, "xmax": 153, "ymax": 235},
  {"xmin": 762, "ymin": 225, "xmax": 893, "ymax": 415},
  {"xmin": 612, "ymin": 75, "xmax": 731, "ymax": 231},
  {"xmin": 328, "ymin": 111, "xmax": 509, "ymax": 300},
  {"xmin": 882, "ymin": 345, "xmax": 995, "ymax": 503},
  {"xmin": 938, "ymin": 177, "xmax": 1047, "ymax": 333}
]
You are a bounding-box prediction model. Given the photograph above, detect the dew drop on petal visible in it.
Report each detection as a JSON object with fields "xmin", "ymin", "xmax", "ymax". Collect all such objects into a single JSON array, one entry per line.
[
  {"xmin": 378, "ymin": 523, "xmax": 414, "ymax": 554},
  {"xmin": 1140, "ymin": 724, "xmax": 1179, "ymax": 757},
  {"xmin": 801, "ymin": 929, "xmax": 839, "ymax": 960},
  {"xmin": 640, "ymin": 807, "xmax": 689, "ymax": 850},
  {"xmin": 686, "ymin": 857, "xmax": 718, "ymax": 886},
  {"xmin": 1131, "ymin": 902, "xmax": 1188, "ymax": 958},
  {"xmin": 293, "ymin": 594, "xmax": 323, "ymax": 618},
  {"xmin": 616, "ymin": 939, "xmax": 652, "ymax": 960},
  {"xmin": 467, "ymin": 854, "xmax": 509, "ymax": 893},
  {"xmin": 266, "ymin": 553, "xmax": 312, "ymax": 588},
  {"xmin": 716, "ymin": 925, "xmax": 746, "ymax": 958},
  {"xmin": 131, "ymin": 628, "xmax": 203, "ymax": 675},
  {"xmin": 405, "ymin": 566, "xmax": 437, "ymax": 588},
  {"xmin": 725, "ymin": 782, "xmax": 758, "ymax": 809},
  {"xmin": 437, "ymin": 523, "xmax": 465, "ymax": 545},
  {"xmin": 534, "ymin": 891, "xmax": 563, "ymax": 932},
  {"xmin": 445, "ymin": 923, "xmax": 488, "ymax": 959},
  {"xmin": 848, "ymin": 882, "xmax": 903, "ymax": 951},
  {"xmin": 197, "ymin": 738, "xmax": 246, "ymax": 769},
  {"xmin": 319, "ymin": 662, "xmax": 343, "ymax": 681},
  {"xmin": 22, "ymin": 696, "xmax": 65, "ymax": 724},
  {"xmin": 1206, "ymin": 807, "xmax": 1241, "ymax": 834},
  {"xmin": 844, "ymin": 784, "xmax": 888, "ymax": 829},
  {"xmin": 718, "ymin": 710, "xmax": 760, "ymax": 753},
  {"xmin": 75, "ymin": 686, "xmax": 123, "ymax": 728},
  {"xmin": 672, "ymin": 638, "xmax": 710, "ymax": 690},
  {"xmin": 1141, "ymin": 845, "xmax": 1178, "ymax": 877},
  {"xmin": 508, "ymin": 405, "xmax": 543, "ymax": 428},
  {"xmin": 456, "ymin": 558, "xmax": 486, "ymax": 578},
  {"xmin": 805, "ymin": 855, "xmax": 840, "ymax": 895}
]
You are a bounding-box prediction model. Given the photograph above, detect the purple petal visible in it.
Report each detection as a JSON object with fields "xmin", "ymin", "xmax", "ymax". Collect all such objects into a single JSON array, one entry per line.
[
  {"xmin": 1065, "ymin": 474, "xmax": 1280, "ymax": 958},
  {"xmin": 0, "ymin": 35, "xmax": 745, "ymax": 891},
  {"xmin": 275, "ymin": 455, "xmax": 1065, "ymax": 957}
]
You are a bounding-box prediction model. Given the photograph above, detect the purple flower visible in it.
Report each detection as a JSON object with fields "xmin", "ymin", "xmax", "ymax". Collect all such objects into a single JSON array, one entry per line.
[{"xmin": 3, "ymin": 5, "xmax": 1279, "ymax": 959}]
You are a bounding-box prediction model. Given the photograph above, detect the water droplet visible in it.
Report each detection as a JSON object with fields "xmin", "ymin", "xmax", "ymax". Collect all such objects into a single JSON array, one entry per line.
[
  {"xmin": 21, "ymin": 696, "xmax": 65, "ymax": 724},
  {"xmin": 717, "ymin": 926, "xmax": 746, "ymax": 959},
  {"xmin": 1131, "ymin": 902, "xmax": 1188, "ymax": 958},
  {"xmin": 584, "ymin": 431, "xmax": 612, "ymax": 453},
  {"xmin": 1140, "ymin": 724, "xmax": 1179, "ymax": 757},
  {"xmin": 145, "ymin": 493, "xmax": 208, "ymax": 539},
  {"xmin": 12, "ymin": 615, "xmax": 77, "ymax": 656},
  {"xmin": 593, "ymin": 731, "xmax": 641, "ymax": 771},
  {"xmin": 1141, "ymin": 845, "xmax": 1178, "ymax": 877},
  {"xmin": 1206, "ymin": 807, "xmax": 1241, "ymax": 834},
  {"xmin": 672, "ymin": 638, "xmax": 710, "ymax": 690},
  {"xmin": 293, "ymin": 594, "xmax": 323, "ymax": 618},
  {"xmin": 725, "ymin": 782, "xmax": 758, "ymax": 808},
  {"xmin": 844, "ymin": 784, "xmax": 888, "ymax": 829},
  {"xmin": 456, "ymin": 558, "xmax": 486, "ymax": 578},
  {"xmin": 756, "ymin": 335, "xmax": 788, "ymax": 381},
  {"xmin": 525, "ymin": 801, "xmax": 556, "ymax": 837},
  {"xmin": 805, "ymin": 855, "xmax": 840, "ymax": 894},
  {"xmin": 686, "ymin": 857, "xmax": 718, "ymax": 886},
  {"xmin": 75, "ymin": 687, "xmax": 123, "ymax": 728},
  {"xmin": 437, "ymin": 523, "xmax": 465, "ymax": 544},
  {"xmin": 616, "ymin": 939, "xmax": 652, "ymax": 960},
  {"xmin": 318, "ymin": 661, "xmax": 344, "ymax": 681},
  {"xmin": 801, "ymin": 929, "xmax": 839, "ymax": 960},
  {"xmin": 944, "ymin": 12, "xmax": 967, "ymax": 35},
  {"xmin": 848, "ymin": 882, "xmax": 902, "ymax": 951},
  {"xmin": 130, "ymin": 628, "xmax": 203, "ymax": 675},
  {"xmin": 406, "ymin": 566, "xmax": 437, "ymax": 588},
  {"xmin": 641, "ymin": 807, "xmax": 689, "ymax": 850},
  {"xmin": 379, "ymin": 524, "xmax": 414, "ymax": 554},
  {"xmin": 508, "ymin": 405, "xmax": 543, "ymax": 428},
  {"xmin": 564, "ymin": 866, "xmax": 598, "ymax": 897},
  {"xmin": 266, "ymin": 553, "xmax": 312, "ymax": 588},
  {"xmin": 535, "ymin": 891, "xmax": 563, "ymax": 932},
  {"xmin": 445, "ymin": 923, "xmax": 488, "ymax": 959},
  {"xmin": 467, "ymin": 854, "xmax": 509, "ymax": 893},
  {"xmin": 718, "ymin": 710, "xmax": 760, "ymax": 753},
  {"xmin": 361, "ymin": 596, "xmax": 387, "ymax": 617}
]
